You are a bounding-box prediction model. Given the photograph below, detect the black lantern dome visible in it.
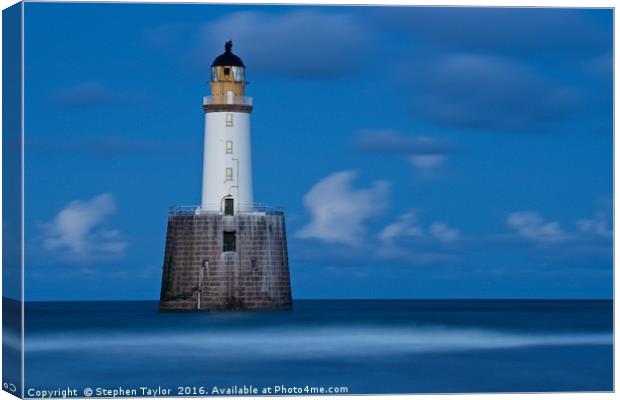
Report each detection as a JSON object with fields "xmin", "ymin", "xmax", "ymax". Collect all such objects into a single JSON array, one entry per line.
[{"xmin": 211, "ymin": 41, "xmax": 245, "ymax": 67}]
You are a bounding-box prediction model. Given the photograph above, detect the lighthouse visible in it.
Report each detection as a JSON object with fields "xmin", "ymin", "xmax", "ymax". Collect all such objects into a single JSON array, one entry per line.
[
  {"xmin": 201, "ymin": 41, "xmax": 253, "ymax": 212},
  {"xmin": 159, "ymin": 42, "xmax": 293, "ymax": 311}
]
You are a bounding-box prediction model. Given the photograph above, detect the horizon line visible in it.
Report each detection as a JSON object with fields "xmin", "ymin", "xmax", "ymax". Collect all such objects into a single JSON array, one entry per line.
[{"xmin": 5, "ymin": 297, "xmax": 614, "ymax": 303}]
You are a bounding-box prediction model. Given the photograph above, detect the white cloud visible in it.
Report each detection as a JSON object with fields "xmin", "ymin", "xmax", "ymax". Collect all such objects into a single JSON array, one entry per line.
[
  {"xmin": 430, "ymin": 222, "xmax": 460, "ymax": 242},
  {"xmin": 576, "ymin": 203, "xmax": 612, "ymax": 238},
  {"xmin": 506, "ymin": 211, "xmax": 568, "ymax": 243},
  {"xmin": 577, "ymin": 218, "xmax": 612, "ymax": 237},
  {"xmin": 296, "ymin": 171, "xmax": 389, "ymax": 246},
  {"xmin": 379, "ymin": 213, "xmax": 460, "ymax": 244},
  {"xmin": 408, "ymin": 154, "xmax": 447, "ymax": 175},
  {"xmin": 375, "ymin": 213, "xmax": 460, "ymax": 264},
  {"xmin": 42, "ymin": 193, "xmax": 127, "ymax": 263},
  {"xmin": 378, "ymin": 211, "xmax": 424, "ymax": 243},
  {"xmin": 354, "ymin": 130, "xmax": 453, "ymax": 176},
  {"xmin": 355, "ymin": 131, "xmax": 453, "ymax": 155},
  {"xmin": 375, "ymin": 213, "xmax": 461, "ymax": 264}
]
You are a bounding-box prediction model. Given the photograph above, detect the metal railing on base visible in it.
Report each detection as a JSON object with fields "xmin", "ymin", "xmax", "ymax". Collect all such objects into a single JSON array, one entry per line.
[{"xmin": 169, "ymin": 204, "xmax": 284, "ymax": 216}]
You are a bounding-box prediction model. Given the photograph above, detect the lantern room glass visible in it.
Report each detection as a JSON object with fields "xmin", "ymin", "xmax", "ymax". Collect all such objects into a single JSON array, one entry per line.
[
  {"xmin": 211, "ymin": 66, "xmax": 245, "ymax": 82},
  {"xmin": 232, "ymin": 66, "xmax": 244, "ymax": 81}
]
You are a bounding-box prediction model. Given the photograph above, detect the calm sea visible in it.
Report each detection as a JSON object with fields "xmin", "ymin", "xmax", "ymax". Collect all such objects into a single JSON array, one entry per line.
[{"xmin": 12, "ymin": 300, "xmax": 614, "ymax": 395}]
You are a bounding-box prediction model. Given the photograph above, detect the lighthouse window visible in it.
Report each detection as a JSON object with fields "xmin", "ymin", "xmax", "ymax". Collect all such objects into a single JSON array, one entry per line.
[
  {"xmin": 225, "ymin": 140, "xmax": 233, "ymax": 154},
  {"xmin": 225, "ymin": 167, "xmax": 233, "ymax": 181},
  {"xmin": 223, "ymin": 67, "xmax": 230, "ymax": 76},
  {"xmin": 226, "ymin": 114, "xmax": 233, "ymax": 127},
  {"xmin": 223, "ymin": 232, "xmax": 236, "ymax": 252}
]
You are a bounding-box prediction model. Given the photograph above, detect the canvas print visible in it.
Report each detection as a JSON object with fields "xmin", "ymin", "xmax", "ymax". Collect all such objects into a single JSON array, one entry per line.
[{"xmin": 2, "ymin": 2, "xmax": 614, "ymax": 397}]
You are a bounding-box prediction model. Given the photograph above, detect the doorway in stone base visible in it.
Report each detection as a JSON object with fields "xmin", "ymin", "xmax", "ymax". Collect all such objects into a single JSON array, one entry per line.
[{"xmin": 224, "ymin": 198, "xmax": 234, "ymax": 216}]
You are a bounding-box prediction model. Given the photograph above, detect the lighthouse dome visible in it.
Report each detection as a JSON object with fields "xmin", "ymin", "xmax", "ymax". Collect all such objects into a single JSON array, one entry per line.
[{"xmin": 211, "ymin": 41, "xmax": 245, "ymax": 67}]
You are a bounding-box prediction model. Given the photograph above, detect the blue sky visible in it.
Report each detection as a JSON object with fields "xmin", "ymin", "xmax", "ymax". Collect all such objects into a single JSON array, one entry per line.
[{"xmin": 21, "ymin": 4, "xmax": 612, "ymax": 300}]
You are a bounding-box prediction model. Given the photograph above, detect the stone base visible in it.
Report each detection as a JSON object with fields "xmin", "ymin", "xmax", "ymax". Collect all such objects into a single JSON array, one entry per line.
[{"xmin": 159, "ymin": 211, "xmax": 292, "ymax": 311}]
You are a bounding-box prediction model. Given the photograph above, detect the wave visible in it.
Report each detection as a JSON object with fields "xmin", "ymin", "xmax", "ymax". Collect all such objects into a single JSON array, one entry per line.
[{"xmin": 22, "ymin": 326, "xmax": 612, "ymax": 359}]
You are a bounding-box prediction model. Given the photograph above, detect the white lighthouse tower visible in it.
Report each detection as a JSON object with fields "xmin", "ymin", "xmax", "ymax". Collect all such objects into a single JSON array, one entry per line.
[{"xmin": 201, "ymin": 41, "xmax": 253, "ymax": 213}]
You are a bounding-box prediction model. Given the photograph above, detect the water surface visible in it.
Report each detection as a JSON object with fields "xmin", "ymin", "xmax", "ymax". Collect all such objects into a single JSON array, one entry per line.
[{"xmin": 22, "ymin": 300, "xmax": 613, "ymax": 395}]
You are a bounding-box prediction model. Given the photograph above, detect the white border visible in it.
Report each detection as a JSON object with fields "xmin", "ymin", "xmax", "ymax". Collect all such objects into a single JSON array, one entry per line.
[{"xmin": 0, "ymin": 1, "xmax": 615, "ymax": 400}]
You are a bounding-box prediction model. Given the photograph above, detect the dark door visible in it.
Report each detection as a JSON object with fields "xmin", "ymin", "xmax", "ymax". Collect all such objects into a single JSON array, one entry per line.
[{"xmin": 224, "ymin": 198, "xmax": 234, "ymax": 215}]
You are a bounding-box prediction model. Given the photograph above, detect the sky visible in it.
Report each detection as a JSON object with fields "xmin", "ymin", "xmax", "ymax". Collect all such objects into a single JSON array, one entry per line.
[{"xmin": 19, "ymin": 3, "xmax": 613, "ymax": 300}]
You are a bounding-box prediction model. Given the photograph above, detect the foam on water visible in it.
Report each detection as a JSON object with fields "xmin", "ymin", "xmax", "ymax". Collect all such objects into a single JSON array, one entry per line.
[{"xmin": 23, "ymin": 325, "xmax": 612, "ymax": 359}]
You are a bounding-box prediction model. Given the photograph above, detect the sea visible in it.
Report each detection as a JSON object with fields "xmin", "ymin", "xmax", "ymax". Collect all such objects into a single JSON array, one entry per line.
[{"xmin": 6, "ymin": 299, "xmax": 614, "ymax": 396}]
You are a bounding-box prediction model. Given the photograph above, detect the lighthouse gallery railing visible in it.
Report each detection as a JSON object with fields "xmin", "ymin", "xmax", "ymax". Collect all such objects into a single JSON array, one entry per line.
[
  {"xmin": 169, "ymin": 204, "xmax": 283, "ymax": 216},
  {"xmin": 203, "ymin": 95, "xmax": 253, "ymax": 106}
]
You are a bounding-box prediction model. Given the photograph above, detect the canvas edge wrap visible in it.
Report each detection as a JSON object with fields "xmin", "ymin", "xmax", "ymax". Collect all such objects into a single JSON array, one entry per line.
[{"xmin": 2, "ymin": 2, "xmax": 24, "ymax": 398}]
